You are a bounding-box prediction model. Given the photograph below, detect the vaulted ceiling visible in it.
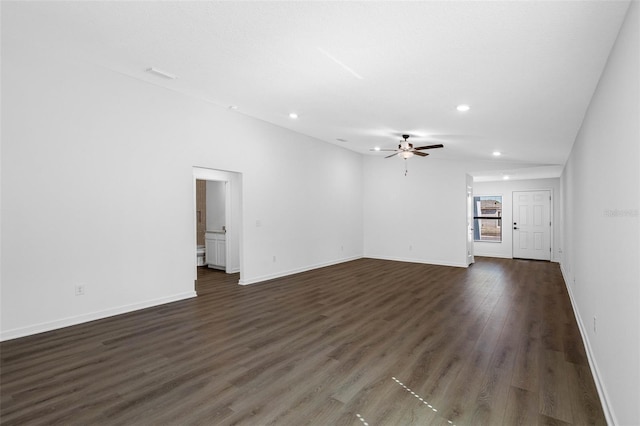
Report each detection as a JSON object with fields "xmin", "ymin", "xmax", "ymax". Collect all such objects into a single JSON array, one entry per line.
[{"xmin": 3, "ymin": 1, "xmax": 630, "ymax": 179}]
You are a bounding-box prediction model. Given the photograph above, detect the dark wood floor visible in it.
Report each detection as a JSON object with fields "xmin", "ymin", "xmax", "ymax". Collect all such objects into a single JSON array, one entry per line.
[{"xmin": 1, "ymin": 258, "xmax": 604, "ymax": 425}]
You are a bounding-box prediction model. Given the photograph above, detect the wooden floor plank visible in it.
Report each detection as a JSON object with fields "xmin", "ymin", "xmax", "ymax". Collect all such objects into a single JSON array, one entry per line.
[
  {"xmin": 566, "ymin": 363, "xmax": 606, "ymax": 426},
  {"xmin": 539, "ymin": 350, "xmax": 574, "ymax": 424},
  {"xmin": 0, "ymin": 258, "xmax": 604, "ymax": 425},
  {"xmin": 502, "ymin": 386, "xmax": 539, "ymax": 425}
]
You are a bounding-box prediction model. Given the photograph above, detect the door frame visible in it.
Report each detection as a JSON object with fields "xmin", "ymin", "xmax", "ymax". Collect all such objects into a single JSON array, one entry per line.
[
  {"xmin": 466, "ymin": 174, "xmax": 475, "ymax": 266},
  {"xmin": 192, "ymin": 167, "xmax": 243, "ymax": 284}
]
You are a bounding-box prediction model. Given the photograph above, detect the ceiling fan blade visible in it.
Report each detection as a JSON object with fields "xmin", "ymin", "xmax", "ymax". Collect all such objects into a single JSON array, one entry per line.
[
  {"xmin": 385, "ymin": 153, "xmax": 399, "ymax": 159},
  {"xmin": 414, "ymin": 144, "xmax": 444, "ymax": 150},
  {"xmin": 413, "ymin": 151, "xmax": 429, "ymax": 157},
  {"xmin": 370, "ymin": 149, "xmax": 399, "ymax": 152}
]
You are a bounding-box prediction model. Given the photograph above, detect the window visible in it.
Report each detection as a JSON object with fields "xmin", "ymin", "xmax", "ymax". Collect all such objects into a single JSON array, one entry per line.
[{"xmin": 474, "ymin": 196, "xmax": 502, "ymax": 242}]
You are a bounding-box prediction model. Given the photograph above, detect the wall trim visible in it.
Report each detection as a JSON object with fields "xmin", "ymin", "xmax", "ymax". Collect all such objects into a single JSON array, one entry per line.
[
  {"xmin": 472, "ymin": 252, "xmax": 561, "ymax": 264},
  {"xmin": 0, "ymin": 291, "xmax": 197, "ymax": 342},
  {"xmin": 238, "ymin": 255, "xmax": 363, "ymax": 285},
  {"xmin": 560, "ymin": 263, "xmax": 616, "ymax": 426},
  {"xmin": 473, "ymin": 252, "xmax": 513, "ymax": 259},
  {"xmin": 364, "ymin": 254, "xmax": 468, "ymax": 268},
  {"xmin": 238, "ymin": 255, "xmax": 466, "ymax": 286}
]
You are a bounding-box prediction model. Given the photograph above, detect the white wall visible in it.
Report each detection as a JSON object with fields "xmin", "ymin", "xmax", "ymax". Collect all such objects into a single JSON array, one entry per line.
[
  {"xmin": 205, "ymin": 181, "xmax": 226, "ymax": 232},
  {"xmin": 363, "ymin": 157, "xmax": 469, "ymax": 267},
  {"xmin": 1, "ymin": 35, "xmax": 363, "ymax": 339},
  {"xmin": 560, "ymin": 2, "xmax": 639, "ymax": 424},
  {"xmin": 473, "ymin": 178, "xmax": 561, "ymax": 261}
]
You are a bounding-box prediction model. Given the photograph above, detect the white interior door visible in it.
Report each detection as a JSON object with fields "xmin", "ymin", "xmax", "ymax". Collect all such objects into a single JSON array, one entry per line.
[{"xmin": 512, "ymin": 190, "xmax": 551, "ymax": 260}]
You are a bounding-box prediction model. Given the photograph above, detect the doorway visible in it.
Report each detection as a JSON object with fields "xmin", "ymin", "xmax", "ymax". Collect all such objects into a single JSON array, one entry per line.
[
  {"xmin": 193, "ymin": 167, "xmax": 243, "ymax": 285},
  {"xmin": 202, "ymin": 180, "xmax": 227, "ymax": 270},
  {"xmin": 512, "ymin": 190, "xmax": 551, "ymax": 260}
]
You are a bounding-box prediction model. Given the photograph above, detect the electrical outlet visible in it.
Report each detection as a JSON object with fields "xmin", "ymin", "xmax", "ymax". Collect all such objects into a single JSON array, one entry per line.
[
  {"xmin": 272, "ymin": 255, "xmax": 276, "ymax": 263},
  {"xmin": 409, "ymin": 245, "xmax": 413, "ymax": 251},
  {"xmin": 593, "ymin": 316, "xmax": 597, "ymax": 333},
  {"xmin": 75, "ymin": 285, "xmax": 85, "ymax": 296},
  {"xmin": 341, "ymin": 245, "xmax": 344, "ymax": 251}
]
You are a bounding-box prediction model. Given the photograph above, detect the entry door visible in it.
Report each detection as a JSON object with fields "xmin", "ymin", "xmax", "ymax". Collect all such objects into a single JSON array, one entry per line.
[{"xmin": 512, "ymin": 190, "xmax": 551, "ymax": 260}]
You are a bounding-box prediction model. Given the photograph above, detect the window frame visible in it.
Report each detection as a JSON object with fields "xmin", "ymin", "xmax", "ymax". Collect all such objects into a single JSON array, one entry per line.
[{"xmin": 473, "ymin": 195, "xmax": 503, "ymax": 243}]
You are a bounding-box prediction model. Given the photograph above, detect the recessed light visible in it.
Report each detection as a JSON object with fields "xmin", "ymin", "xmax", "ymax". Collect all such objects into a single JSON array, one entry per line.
[
  {"xmin": 146, "ymin": 67, "xmax": 177, "ymax": 80},
  {"xmin": 503, "ymin": 175, "xmax": 510, "ymax": 180},
  {"xmin": 456, "ymin": 104, "xmax": 470, "ymax": 112},
  {"xmin": 373, "ymin": 147, "xmax": 381, "ymax": 151},
  {"xmin": 493, "ymin": 151, "xmax": 502, "ymax": 156},
  {"xmin": 289, "ymin": 113, "xmax": 298, "ymax": 119},
  {"xmin": 228, "ymin": 105, "xmax": 238, "ymax": 110}
]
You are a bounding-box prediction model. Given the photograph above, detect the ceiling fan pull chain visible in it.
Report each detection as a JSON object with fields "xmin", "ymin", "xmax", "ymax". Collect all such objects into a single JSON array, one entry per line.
[{"xmin": 405, "ymin": 159, "xmax": 408, "ymax": 176}]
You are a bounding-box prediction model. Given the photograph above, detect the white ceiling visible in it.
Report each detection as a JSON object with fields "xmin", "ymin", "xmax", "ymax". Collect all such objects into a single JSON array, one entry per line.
[{"xmin": 3, "ymin": 1, "xmax": 630, "ymax": 180}]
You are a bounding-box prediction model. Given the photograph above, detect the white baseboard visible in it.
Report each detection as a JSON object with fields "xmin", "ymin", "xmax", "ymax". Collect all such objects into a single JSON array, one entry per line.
[
  {"xmin": 560, "ymin": 264, "xmax": 616, "ymax": 426},
  {"xmin": 474, "ymin": 253, "xmax": 560, "ymax": 263},
  {"xmin": 473, "ymin": 253, "xmax": 513, "ymax": 259},
  {"xmin": 238, "ymin": 255, "xmax": 466, "ymax": 286},
  {"xmin": 0, "ymin": 291, "xmax": 197, "ymax": 342},
  {"xmin": 238, "ymin": 255, "xmax": 363, "ymax": 285},
  {"xmin": 364, "ymin": 254, "xmax": 468, "ymax": 268}
]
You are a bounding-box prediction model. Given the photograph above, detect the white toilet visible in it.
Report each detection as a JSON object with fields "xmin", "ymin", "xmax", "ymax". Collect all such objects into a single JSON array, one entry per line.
[{"xmin": 196, "ymin": 245, "xmax": 206, "ymax": 266}]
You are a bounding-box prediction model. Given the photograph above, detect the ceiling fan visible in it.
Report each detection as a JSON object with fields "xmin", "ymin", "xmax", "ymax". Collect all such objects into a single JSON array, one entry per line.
[
  {"xmin": 371, "ymin": 134, "xmax": 444, "ymax": 159},
  {"xmin": 371, "ymin": 134, "xmax": 444, "ymax": 175}
]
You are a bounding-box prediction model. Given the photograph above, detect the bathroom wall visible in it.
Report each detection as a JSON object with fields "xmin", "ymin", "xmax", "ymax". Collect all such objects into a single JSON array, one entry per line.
[{"xmin": 206, "ymin": 181, "xmax": 226, "ymax": 232}]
